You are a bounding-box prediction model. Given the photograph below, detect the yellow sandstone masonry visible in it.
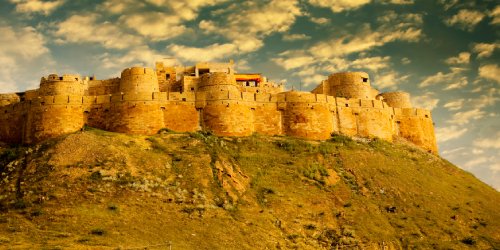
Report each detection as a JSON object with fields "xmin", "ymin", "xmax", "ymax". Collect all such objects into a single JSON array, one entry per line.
[{"xmin": 0, "ymin": 61, "xmax": 438, "ymax": 153}]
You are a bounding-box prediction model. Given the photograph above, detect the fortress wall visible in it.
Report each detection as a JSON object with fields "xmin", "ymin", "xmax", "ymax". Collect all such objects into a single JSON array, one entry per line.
[
  {"xmin": 0, "ymin": 103, "xmax": 25, "ymax": 143},
  {"xmin": 182, "ymin": 76, "xmax": 200, "ymax": 92},
  {"xmin": 325, "ymin": 72, "xmax": 376, "ymax": 99},
  {"xmin": 253, "ymin": 103, "xmax": 283, "ymax": 136},
  {"xmin": 24, "ymin": 90, "xmax": 39, "ymax": 101},
  {"xmin": 283, "ymin": 101, "xmax": 333, "ymax": 140},
  {"xmin": 199, "ymin": 72, "xmax": 236, "ymax": 88},
  {"xmin": 394, "ymin": 108, "xmax": 437, "ymax": 153},
  {"xmin": 88, "ymin": 78, "xmax": 120, "ymax": 95},
  {"xmin": 39, "ymin": 74, "xmax": 87, "ymax": 96},
  {"xmin": 379, "ymin": 91, "xmax": 412, "ymax": 108},
  {"xmin": 336, "ymin": 107, "xmax": 358, "ymax": 136},
  {"xmin": 355, "ymin": 108, "xmax": 393, "ymax": 141},
  {"xmin": 120, "ymin": 67, "xmax": 159, "ymax": 93},
  {"xmin": 201, "ymin": 100, "xmax": 254, "ymax": 136},
  {"xmin": 162, "ymin": 102, "xmax": 199, "ymax": 132},
  {"xmin": 107, "ymin": 101, "xmax": 163, "ymax": 135},
  {"xmin": 24, "ymin": 100, "xmax": 85, "ymax": 144},
  {"xmin": 0, "ymin": 93, "xmax": 20, "ymax": 106}
]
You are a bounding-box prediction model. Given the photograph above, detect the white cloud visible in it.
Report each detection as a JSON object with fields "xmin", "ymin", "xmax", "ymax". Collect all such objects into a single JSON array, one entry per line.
[
  {"xmin": 411, "ymin": 93, "xmax": 439, "ymax": 110},
  {"xmin": 478, "ymin": 64, "xmax": 500, "ymax": 84},
  {"xmin": 351, "ymin": 56, "xmax": 391, "ymax": 72},
  {"xmin": 448, "ymin": 108, "xmax": 485, "ymax": 125},
  {"xmin": 472, "ymin": 43, "xmax": 499, "ymax": 59},
  {"xmin": 443, "ymin": 99, "xmax": 464, "ymax": 111},
  {"xmin": 419, "ymin": 67, "xmax": 466, "ymax": 88},
  {"xmin": 490, "ymin": 5, "xmax": 500, "ymax": 25},
  {"xmin": 283, "ymin": 33, "xmax": 311, "ymax": 41},
  {"xmin": 439, "ymin": 0, "xmax": 459, "ymax": 11},
  {"xmin": 0, "ymin": 25, "xmax": 50, "ymax": 92},
  {"xmin": 474, "ymin": 133, "xmax": 500, "ymax": 149},
  {"xmin": 167, "ymin": 43, "xmax": 237, "ymax": 62},
  {"xmin": 379, "ymin": 0, "xmax": 413, "ymax": 4},
  {"xmin": 308, "ymin": 0, "xmax": 371, "ymax": 13},
  {"xmin": 310, "ymin": 17, "xmax": 329, "ymax": 25},
  {"xmin": 121, "ymin": 12, "xmax": 187, "ymax": 41},
  {"xmin": 100, "ymin": 46, "xmax": 167, "ymax": 70},
  {"xmin": 445, "ymin": 52, "xmax": 470, "ymax": 65},
  {"xmin": 273, "ymin": 54, "xmax": 315, "ymax": 70},
  {"xmin": 445, "ymin": 9, "xmax": 486, "ymax": 31},
  {"xmin": 435, "ymin": 126, "xmax": 468, "ymax": 142},
  {"xmin": 145, "ymin": 0, "xmax": 228, "ymax": 21},
  {"xmin": 9, "ymin": 0, "xmax": 64, "ymax": 15},
  {"xmin": 443, "ymin": 76, "xmax": 468, "ymax": 90},
  {"xmin": 199, "ymin": 0, "xmax": 302, "ymax": 54},
  {"xmin": 401, "ymin": 57, "xmax": 411, "ymax": 64},
  {"xmin": 54, "ymin": 14, "xmax": 142, "ymax": 49},
  {"xmin": 463, "ymin": 156, "xmax": 491, "ymax": 169},
  {"xmin": 373, "ymin": 71, "xmax": 409, "ymax": 90}
]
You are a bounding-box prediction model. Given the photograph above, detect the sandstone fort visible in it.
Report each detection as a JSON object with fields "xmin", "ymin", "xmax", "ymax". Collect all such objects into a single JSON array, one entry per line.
[{"xmin": 0, "ymin": 60, "xmax": 437, "ymax": 153}]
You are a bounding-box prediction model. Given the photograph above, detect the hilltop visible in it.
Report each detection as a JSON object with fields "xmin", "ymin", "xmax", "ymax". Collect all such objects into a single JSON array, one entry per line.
[{"xmin": 0, "ymin": 130, "xmax": 498, "ymax": 249}]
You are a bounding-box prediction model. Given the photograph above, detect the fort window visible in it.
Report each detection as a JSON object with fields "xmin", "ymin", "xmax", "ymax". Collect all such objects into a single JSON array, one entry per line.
[
  {"xmin": 190, "ymin": 87, "xmax": 195, "ymax": 91},
  {"xmin": 425, "ymin": 115, "xmax": 429, "ymax": 118},
  {"xmin": 182, "ymin": 98, "xmax": 186, "ymax": 101},
  {"xmin": 362, "ymin": 77, "xmax": 368, "ymax": 83},
  {"xmin": 59, "ymin": 77, "xmax": 63, "ymax": 80},
  {"xmin": 166, "ymin": 74, "xmax": 170, "ymax": 78},
  {"xmin": 345, "ymin": 104, "xmax": 349, "ymax": 107}
]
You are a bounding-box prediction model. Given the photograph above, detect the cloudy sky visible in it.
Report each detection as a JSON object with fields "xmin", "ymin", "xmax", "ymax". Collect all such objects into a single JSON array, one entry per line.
[{"xmin": 0, "ymin": 0, "xmax": 499, "ymax": 189}]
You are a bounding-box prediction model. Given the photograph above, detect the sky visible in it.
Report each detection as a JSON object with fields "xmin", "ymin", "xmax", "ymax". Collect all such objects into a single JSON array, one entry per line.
[{"xmin": 0, "ymin": 0, "xmax": 499, "ymax": 190}]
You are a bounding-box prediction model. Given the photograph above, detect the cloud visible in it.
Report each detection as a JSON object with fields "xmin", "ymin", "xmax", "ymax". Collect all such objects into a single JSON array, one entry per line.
[
  {"xmin": 167, "ymin": 43, "xmax": 237, "ymax": 62},
  {"xmin": 478, "ymin": 64, "xmax": 500, "ymax": 84},
  {"xmin": 490, "ymin": 5, "xmax": 500, "ymax": 25},
  {"xmin": 472, "ymin": 43, "xmax": 499, "ymax": 59},
  {"xmin": 463, "ymin": 156, "xmax": 492, "ymax": 169},
  {"xmin": 8, "ymin": 0, "xmax": 64, "ymax": 15},
  {"xmin": 199, "ymin": 0, "xmax": 302, "ymax": 53},
  {"xmin": 373, "ymin": 71, "xmax": 409, "ymax": 90},
  {"xmin": 447, "ymin": 108, "xmax": 485, "ymax": 125},
  {"xmin": 419, "ymin": 67, "xmax": 467, "ymax": 88},
  {"xmin": 445, "ymin": 9, "xmax": 485, "ymax": 31},
  {"xmin": 283, "ymin": 33, "xmax": 311, "ymax": 41},
  {"xmin": 474, "ymin": 133, "xmax": 500, "ymax": 149},
  {"xmin": 54, "ymin": 14, "xmax": 142, "ymax": 49},
  {"xmin": 443, "ymin": 76, "xmax": 468, "ymax": 90},
  {"xmin": 445, "ymin": 52, "xmax": 470, "ymax": 65},
  {"xmin": 379, "ymin": 0, "xmax": 414, "ymax": 4},
  {"xmin": 310, "ymin": 17, "xmax": 329, "ymax": 25},
  {"xmin": 401, "ymin": 57, "xmax": 411, "ymax": 64},
  {"xmin": 273, "ymin": 53, "xmax": 315, "ymax": 70},
  {"xmin": 435, "ymin": 126, "xmax": 468, "ymax": 142},
  {"xmin": 100, "ymin": 46, "xmax": 167, "ymax": 70},
  {"xmin": 351, "ymin": 56, "xmax": 391, "ymax": 72},
  {"xmin": 308, "ymin": 0, "xmax": 371, "ymax": 13},
  {"xmin": 121, "ymin": 12, "xmax": 187, "ymax": 41},
  {"xmin": 411, "ymin": 92, "xmax": 439, "ymax": 110},
  {"xmin": 0, "ymin": 25, "xmax": 50, "ymax": 92},
  {"xmin": 145, "ymin": 0, "xmax": 228, "ymax": 21},
  {"xmin": 443, "ymin": 99, "xmax": 464, "ymax": 111}
]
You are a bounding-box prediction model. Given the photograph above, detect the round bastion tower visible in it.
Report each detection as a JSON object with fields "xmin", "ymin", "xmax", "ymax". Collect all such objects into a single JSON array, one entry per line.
[
  {"xmin": 24, "ymin": 74, "xmax": 87, "ymax": 143},
  {"xmin": 198, "ymin": 72, "xmax": 254, "ymax": 136},
  {"xmin": 378, "ymin": 91, "xmax": 412, "ymax": 108},
  {"xmin": 327, "ymin": 72, "xmax": 376, "ymax": 99},
  {"xmin": 108, "ymin": 67, "xmax": 163, "ymax": 134}
]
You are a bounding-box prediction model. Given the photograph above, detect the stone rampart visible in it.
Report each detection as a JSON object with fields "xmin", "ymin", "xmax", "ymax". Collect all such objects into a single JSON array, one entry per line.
[
  {"xmin": 0, "ymin": 93, "xmax": 20, "ymax": 106},
  {"xmin": 39, "ymin": 74, "xmax": 87, "ymax": 96},
  {"xmin": 379, "ymin": 91, "xmax": 412, "ymax": 108},
  {"xmin": 120, "ymin": 67, "xmax": 159, "ymax": 93}
]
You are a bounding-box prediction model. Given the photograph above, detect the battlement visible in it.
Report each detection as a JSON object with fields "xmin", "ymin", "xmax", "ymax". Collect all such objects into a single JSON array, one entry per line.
[{"xmin": 0, "ymin": 59, "xmax": 437, "ymax": 153}]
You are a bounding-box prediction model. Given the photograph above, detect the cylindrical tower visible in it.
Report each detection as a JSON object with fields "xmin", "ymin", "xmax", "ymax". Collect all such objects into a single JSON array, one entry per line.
[
  {"xmin": 326, "ymin": 72, "xmax": 374, "ymax": 99},
  {"xmin": 0, "ymin": 93, "xmax": 20, "ymax": 106},
  {"xmin": 199, "ymin": 72, "xmax": 254, "ymax": 137},
  {"xmin": 39, "ymin": 74, "xmax": 87, "ymax": 96},
  {"xmin": 378, "ymin": 91, "xmax": 412, "ymax": 108},
  {"xmin": 282, "ymin": 91, "xmax": 333, "ymax": 140},
  {"xmin": 119, "ymin": 67, "xmax": 159, "ymax": 93}
]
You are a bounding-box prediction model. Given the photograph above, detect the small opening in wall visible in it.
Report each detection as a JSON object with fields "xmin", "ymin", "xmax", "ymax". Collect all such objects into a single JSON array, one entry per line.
[
  {"xmin": 425, "ymin": 115, "xmax": 429, "ymax": 118},
  {"xmin": 182, "ymin": 98, "xmax": 186, "ymax": 101},
  {"xmin": 166, "ymin": 73, "xmax": 170, "ymax": 78},
  {"xmin": 161, "ymin": 107, "xmax": 166, "ymax": 110},
  {"xmin": 190, "ymin": 87, "xmax": 195, "ymax": 91},
  {"xmin": 59, "ymin": 77, "xmax": 63, "ymax": 80},
  {"xmin": 396, "ymin": 121, "xmax": 401, "ymax": 124},
  {"xmin": 362, "ymin": 77, "xmax": 368, "ymax": 83},
  {"xmin": 345, "ymin": 104, "xmax": 349, "ymax": 107}
]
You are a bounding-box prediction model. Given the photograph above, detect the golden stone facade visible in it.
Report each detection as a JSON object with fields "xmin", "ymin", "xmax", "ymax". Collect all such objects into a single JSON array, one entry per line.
[{"xmin": 0, "ymin": 60, "xmax": 437, "ymax": 153}]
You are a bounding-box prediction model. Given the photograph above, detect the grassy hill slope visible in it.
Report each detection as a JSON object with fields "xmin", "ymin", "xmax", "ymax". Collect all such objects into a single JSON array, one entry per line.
[{"xmin": 0, "ymin": 129, "xmax": 498, "ymax": 249}]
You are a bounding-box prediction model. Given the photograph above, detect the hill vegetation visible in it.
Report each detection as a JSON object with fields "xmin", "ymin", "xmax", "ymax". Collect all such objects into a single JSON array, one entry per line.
[{"xmin": 0, "ymin": 129, "xmax": 498, "ymax": 249}]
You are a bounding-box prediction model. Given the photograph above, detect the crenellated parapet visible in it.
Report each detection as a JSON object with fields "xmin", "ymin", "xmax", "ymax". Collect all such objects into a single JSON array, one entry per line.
[{"xmin": 0, "ymin": 60, "xmax": 438, "ymax": 153}]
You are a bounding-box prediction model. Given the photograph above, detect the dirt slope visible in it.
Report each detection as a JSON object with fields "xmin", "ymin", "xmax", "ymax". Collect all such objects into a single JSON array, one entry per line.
[{"xmin": 0, "ymin": 129, "xmax": 498, "ymax": 249}]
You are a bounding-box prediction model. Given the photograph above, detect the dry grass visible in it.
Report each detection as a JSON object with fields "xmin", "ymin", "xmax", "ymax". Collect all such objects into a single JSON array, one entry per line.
[{"xmin": 0, "ymin": 129, "xmax": 498, "ymax": 249}]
